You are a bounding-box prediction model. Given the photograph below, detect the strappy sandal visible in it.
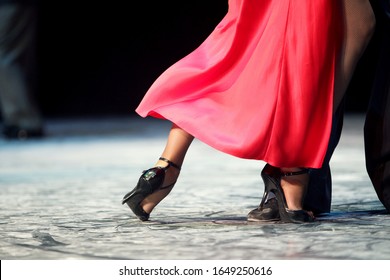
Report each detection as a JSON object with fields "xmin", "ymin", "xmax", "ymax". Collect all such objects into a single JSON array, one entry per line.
[{"xmin": 260, "ymin": 164, "xmax": 315, "ymax": 223}]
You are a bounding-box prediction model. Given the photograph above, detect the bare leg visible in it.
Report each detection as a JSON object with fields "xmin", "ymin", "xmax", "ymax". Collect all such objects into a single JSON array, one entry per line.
[
  {"xmin": 140, "ymin": 124, "xmax": 194, "ymax": 213},
  {"xmin": 333, "ymin": 0, "xmax": 376, "ymax": 111}
]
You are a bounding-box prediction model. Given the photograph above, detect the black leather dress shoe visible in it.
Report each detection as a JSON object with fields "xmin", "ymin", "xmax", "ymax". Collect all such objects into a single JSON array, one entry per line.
[{"xmin": 247, "ymin": 197, "xmax": 280, "ymax": 222}]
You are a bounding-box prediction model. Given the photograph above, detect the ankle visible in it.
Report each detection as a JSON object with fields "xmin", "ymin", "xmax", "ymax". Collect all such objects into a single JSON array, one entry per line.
[
  {"xmin": 155, "ymin": 159, "xmax": 170, "ymax": 168},
  {"xmin": 139, "ymin": 158, "xmax": 181, "ymax": 214},
  {"xmin": 139, "ymin": 168, "xmax": 179, "ymax": 214},
  {"xmin": 165, "ymin": 166, "xmax": 180, "ymax": 185},
  {"xmin": 155, "ymin": 158, "xmax": 181, "ymax": 182},
  {"xmin": 280, "ymin": 168, "xmax": 309, "ymax": 210}
]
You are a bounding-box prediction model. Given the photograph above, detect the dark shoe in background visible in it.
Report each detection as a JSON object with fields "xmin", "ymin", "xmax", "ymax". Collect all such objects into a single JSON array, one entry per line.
[{"xmin": 2, "ymin": 125, "xmax": 44, "ymax": 140}]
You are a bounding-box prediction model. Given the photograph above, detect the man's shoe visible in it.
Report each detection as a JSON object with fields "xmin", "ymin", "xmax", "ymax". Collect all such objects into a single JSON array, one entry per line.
[{"xmin": 247, "ymin": 197, "xmax": 280, "ymax": 222}]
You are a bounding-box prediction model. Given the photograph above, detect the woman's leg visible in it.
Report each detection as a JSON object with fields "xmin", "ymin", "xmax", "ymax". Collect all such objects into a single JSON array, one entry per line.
[
  {"xmin": 280, "ymin": 0, "xmax": 376, "ymax": 214},
  {"xmin": 280, "ymin": 167, "xmax": 310, "ymax": 211},
  {"xmin": 333, "ymin": 0, "xmax": 376, "ymax": 111},
  {"xmin": 140, "ymin": 124, "xmax": 194, "ymax": 214}
]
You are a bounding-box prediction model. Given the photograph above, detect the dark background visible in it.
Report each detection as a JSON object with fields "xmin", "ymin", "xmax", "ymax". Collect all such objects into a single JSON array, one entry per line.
[{"xmin": 35, "ymin": 1, "xmax": 380, "ymax": 118}]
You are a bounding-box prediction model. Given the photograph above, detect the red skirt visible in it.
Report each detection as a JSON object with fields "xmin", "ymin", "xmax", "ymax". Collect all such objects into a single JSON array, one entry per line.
[{"xmin": 136, "ymin": 0, "xmax": 343, "ymax": 168}]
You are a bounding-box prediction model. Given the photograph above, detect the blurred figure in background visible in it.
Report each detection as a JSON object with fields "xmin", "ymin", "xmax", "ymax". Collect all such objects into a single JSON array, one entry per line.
[{"xmin": 0, "ymin": 0, "xmax": 44, "ymax": 140}]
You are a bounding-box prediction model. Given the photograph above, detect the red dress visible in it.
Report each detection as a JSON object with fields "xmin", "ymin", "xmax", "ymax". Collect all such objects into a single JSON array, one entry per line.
[{"xmin": 136, "ymin": 0, "xmax": 343, "ymax": 169}]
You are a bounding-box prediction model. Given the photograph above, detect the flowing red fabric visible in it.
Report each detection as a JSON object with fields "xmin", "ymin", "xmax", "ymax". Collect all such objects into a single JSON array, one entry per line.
[{"xmin": 136, "ymin": 0, "xmax": 342, "ymax": 168}]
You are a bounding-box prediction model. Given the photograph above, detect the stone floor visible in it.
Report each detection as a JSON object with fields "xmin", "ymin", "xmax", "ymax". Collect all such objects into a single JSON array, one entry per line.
[{"xmin": 0, "ymin": 114, "xmax": 389, "ymax": 260}]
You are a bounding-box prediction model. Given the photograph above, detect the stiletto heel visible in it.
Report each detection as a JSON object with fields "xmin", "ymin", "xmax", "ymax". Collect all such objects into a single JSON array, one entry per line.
[
  {"xmin": 261, "ymin": 164, "xmax": 314, "ymax": 223},
  {"xmin": 122, "ymin": 157, "xmax": 181, "ymax": 221}
]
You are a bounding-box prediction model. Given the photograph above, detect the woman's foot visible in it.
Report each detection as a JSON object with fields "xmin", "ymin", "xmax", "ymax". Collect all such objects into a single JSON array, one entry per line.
[
  {"xmin": 258, "ymin": 164, "xmax": 315, "ymax": 223},
  {"xmin": 280, "ymin": 167, "xmax": 315, "ymax": 220},
  {"xmin": 122, "ymin": 157, "xmax": 181, "ymax": 221},
  {"xmin": 139, "ymin": 158, "xmax": 180, "ymax": 214}
]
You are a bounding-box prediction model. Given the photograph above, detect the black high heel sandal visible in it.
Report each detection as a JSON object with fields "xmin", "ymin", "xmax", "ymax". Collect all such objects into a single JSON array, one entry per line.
[
  {"xmin": 260, "ymin": 164, "xmax": 314, "ymax": 223},
  {"xmin": 122, "ymin": 157, "xmax": 181, "ymax": 221}
]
